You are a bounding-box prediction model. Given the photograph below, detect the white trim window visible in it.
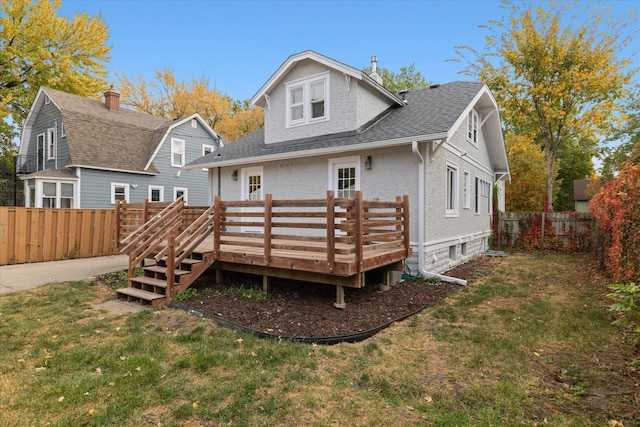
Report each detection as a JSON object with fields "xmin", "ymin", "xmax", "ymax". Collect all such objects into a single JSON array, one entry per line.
[
  {"xmin": 446, "ymin": 163, "xmax": 459, "ymax": 217},
  {"xmin": 41, "ymin": 181, "xmax": 75, "ymax": 208},
  {"xmin": 468, "ymin": 109, "xmax": 478, "ymax": 146},
  {"xmin": 463, "ymin": 171, "xmax": 471, "ymax": 209},
  {"xmin": 60, "ymin": 122, "xmax": 65, "ymax": 138},
  {"xmin": 286, "ymin": 71, "xmax": 330, "ymax": 127},
  {"xmin": 42, "ymin": 181, "xmax": 57, "ymax": 208},
  {"xmin": 191, "ymin": 118, "xmax": 197, "ymax": 128},
  {"xmin": 111, "ymin": 183, "xmax": 129, "ymax": 204},
  {"xmin": 329, "ymin": 156, "xmax": 360, "ymax": 199},
  {"xmin": 47, "ymin": 127, "xmax": 56, "ymax": 160},
  {"xmin": 171, "ymin": 138, "xmax": 185, "ymax": 167},
  {"xmin": 475, "ymin": 177, "xmax": 491, "ymax": 215},
  {"xmin": 37, "ymin": 133, "xmax": 45, "ymax": 170},
  {"xmin": 202, "ymin": 144, "xmax": 215, "ymax": 170},
  {"xmin": 148, "ymin": 185, "xmax": 164, "ymax": 202},
  {"xmin": 174, "ymin": 187, "xmax": 188, "ymax": 204}
]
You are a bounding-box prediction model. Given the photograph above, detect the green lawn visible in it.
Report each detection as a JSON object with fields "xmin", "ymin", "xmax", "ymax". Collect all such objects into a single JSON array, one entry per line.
[{"xmin": 0, "ymin": 252, "xmax": 637, "ymax": 426}]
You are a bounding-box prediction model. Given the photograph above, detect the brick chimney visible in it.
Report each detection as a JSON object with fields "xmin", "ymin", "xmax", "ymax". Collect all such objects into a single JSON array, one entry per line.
[{"xmin": 104, "ymin": 86, "xmax": 120, "ymax": 112}]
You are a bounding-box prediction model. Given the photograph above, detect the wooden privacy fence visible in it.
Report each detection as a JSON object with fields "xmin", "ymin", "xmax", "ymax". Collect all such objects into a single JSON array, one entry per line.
[
  {"xmin": 0, "ymin": 207, "xmax": 118, "ymax": 265},
  {"xmin": 496, "ymin": 211, "xmax": 595, "ymax": 252}
]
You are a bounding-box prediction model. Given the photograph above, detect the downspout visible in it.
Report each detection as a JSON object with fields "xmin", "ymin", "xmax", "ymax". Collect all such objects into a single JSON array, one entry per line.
[
  {"xmin": 217, "ymin": 167, "xmax": 221, "ymax": 197},
  {"xmin": 412, "ymin": 141, "xmax": 467, "ymax": 286}
]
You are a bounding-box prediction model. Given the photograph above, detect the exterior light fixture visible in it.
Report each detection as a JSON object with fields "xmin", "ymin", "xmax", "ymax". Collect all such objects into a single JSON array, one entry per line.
[
  {"xmin": 364, "ymin": 156, "xmax": 373, "ymax": 170},
  {"xmin": 231, "ymin": 170, "xmax": 238, "ymax": 181}
]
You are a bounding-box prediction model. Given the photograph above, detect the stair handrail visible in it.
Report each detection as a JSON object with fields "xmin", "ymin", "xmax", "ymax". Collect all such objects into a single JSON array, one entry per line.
[
  {"xmin": 158, "ymin": 204, "xmax": 217, "ymax": 267},
  {"xmin": 120, "ymin": 198, "xmax": 184, "ymax": 254}
]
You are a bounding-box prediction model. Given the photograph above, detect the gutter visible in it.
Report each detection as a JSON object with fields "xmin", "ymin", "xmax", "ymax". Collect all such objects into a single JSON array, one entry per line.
[{"xmin": 411, "ymin": 141, "xmax": 467, "ymax": 286}]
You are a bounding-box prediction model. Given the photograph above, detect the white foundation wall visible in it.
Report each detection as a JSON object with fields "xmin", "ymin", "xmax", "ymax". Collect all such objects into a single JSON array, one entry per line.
[{"xmin": 406, "ymin": 230, "xmax": 491, "ymax": 275}]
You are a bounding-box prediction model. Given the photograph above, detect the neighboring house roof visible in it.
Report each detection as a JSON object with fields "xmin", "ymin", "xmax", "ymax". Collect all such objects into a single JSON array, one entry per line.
[
  {"xmin": 573, "ymin": 179, "xmax": 593, "ymax": 201},
  {"xmin": 19, "ymin": 87, "xmax": 221, "ymax": 175},
  {"xmin": 186, "ymin": 81, "xmax": 509, "ymax": 176},
  {"xmin": 21, "ymin": 169, "xmax": 78, "ymax": 180}
]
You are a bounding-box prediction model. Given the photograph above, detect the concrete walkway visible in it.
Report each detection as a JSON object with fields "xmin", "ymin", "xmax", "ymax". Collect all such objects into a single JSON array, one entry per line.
[{"xmin": 0, "ymin": 255, "xmax": 129, "ymax": 295}]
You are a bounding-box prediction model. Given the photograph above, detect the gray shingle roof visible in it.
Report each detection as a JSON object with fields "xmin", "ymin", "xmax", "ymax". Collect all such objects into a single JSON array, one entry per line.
[
  {"xmin": 45, "ymin": 87, "xmax": 173, "ymax": 173},
  {"xmin": 187, "ymin": 81, "xmax": 485, "ymax": 167}
]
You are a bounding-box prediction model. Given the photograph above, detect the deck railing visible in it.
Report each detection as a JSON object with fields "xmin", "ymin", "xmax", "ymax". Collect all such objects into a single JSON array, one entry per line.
[{"xmin": 116, "ymin": 191, "xmax": 411, "ymax": 278}]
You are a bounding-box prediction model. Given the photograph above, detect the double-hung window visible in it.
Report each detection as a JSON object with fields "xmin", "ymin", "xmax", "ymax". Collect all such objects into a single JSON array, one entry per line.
[
  {"xmin": 468, "ymin": 109, "xmax": 478, "ymax": 146},
  {"xmin": 111, "ymin": 183, "xmax": 129, "ymax": 204},
  {"xmin": 475, "ymin": 177, "xmax": 491, "ymax": 214},
  {"xmin": 446, "ymin": 163, "xmax": 459, "ymax": 217},
  {"xmin": 42, "ymin": 181, "xmax": 75, "ymax": 208},
  {"xmin": 149, "ymin": 185, "xmax": 164, "ymax": 202},
  {"xmin": 463, "ymin": 171, "xmax": 471, "ymax": 209},
  {"xmin": 171, "ymin": 138, "xmax": 185, "ymax": 167},
  {"xmin": 286, "ymin": 72, "xmax": 329, "ymax": 127},
  {"xmin": 47, "ymin": 127, "xmax": 56, "ymax": 160}
]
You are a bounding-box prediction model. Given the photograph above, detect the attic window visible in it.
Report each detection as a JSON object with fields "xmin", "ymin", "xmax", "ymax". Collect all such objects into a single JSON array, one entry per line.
[
  {"xmin": 191, "ymin": 118, "xmax": 197, "ymax": 128},
  {"xmin": 171, "ymin": 138, "xmax": 185, "ymax": 167},
  {"xmin": 44, "ymin": 95, "xmax": 51, "ymax": 105},
  {"xmin": 468, "ymin": 109, "xmax": 478, "ymax": 146},
  {"xmin": 285, "ymin": 71, "xmax": 330, "ymax": 128}
]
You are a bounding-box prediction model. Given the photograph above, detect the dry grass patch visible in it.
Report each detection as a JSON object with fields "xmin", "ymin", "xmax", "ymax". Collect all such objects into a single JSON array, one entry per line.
[{"xmin": 1, "ymin": 253, "xmax": 638, "ymax": 426}]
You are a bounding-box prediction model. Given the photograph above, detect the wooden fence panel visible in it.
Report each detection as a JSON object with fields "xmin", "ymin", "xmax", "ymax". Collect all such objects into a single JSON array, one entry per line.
[
  {"xmin": 0, "ymin": 207, "xmax": 118, "ymax": 265},
  {"xmin": 497, "ymin": 211, "xmax": 595, "ymax": 251}
]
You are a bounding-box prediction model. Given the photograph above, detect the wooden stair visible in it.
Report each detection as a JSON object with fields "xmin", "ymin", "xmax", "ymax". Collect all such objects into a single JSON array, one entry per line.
[
  {"xmin": 116, "ymin": 250, "xmax": 214, "ymax": 307},
  {"xmin": 116, "ymin": 198, "xmax": 217, "ymax": 307}
]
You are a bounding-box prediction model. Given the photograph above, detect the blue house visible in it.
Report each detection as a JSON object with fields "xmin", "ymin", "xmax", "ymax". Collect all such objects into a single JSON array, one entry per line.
[{"xmin": 17, "ymin": 87, "xmax": 222, "ymax": 208}]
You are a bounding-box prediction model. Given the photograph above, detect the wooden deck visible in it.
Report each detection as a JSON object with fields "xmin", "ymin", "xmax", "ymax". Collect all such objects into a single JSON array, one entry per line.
[{"xmin": 115, "ymin": 191, "xmax": 411, "ymax": 307}]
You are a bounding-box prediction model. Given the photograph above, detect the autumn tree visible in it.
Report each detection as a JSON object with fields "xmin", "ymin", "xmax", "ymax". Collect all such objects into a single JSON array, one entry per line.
[
  {"xmin": 600, "ymin": 86, "xmax": 640, "ymax": 181},
  {"xmin": 117, "ymin": 69, "xmax": 263, "ymax": 143},
  {"xmin": 0, "ymin": 0, "xmax": 111, "ymax": 150},
  {"xmin": 504, "ymin": 132, "xmax": 550, "ymax": 211},
  {"xmin": 456, "ymin": 0, "xmax": 637, "ymax": 211},
  {"xmin": 363, "ymin": 63, "xmax": 428, "ymax": 93},
  {"xmin": 554, "ymin": 140, "xmax": 594, "ymax": 211}
]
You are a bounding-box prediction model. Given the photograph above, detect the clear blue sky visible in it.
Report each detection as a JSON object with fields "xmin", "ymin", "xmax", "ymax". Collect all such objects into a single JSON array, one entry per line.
[{"xmin": 59, "ymin": 0, "xmax": 639, "ymax": 102}]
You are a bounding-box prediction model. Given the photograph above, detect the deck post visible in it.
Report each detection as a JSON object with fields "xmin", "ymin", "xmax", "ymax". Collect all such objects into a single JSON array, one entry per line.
[
  {"xmin": 263, "ymin": 275, "xmax": 269, "ymax": 294},
  {"xmin": 334, "ymin": 285, "xmax": 346, "ymax": 309},
  {"xmin": 143, "ymin": 198, "xmax": 149, "ymax": 224},
  {"xmin": 354, "ymin": 191, "xmax": 363, "ymax": 271},
  {"xmin": 166, "ymin": 235, "xmax": 176, "ymax": 302},
  {"xmin": 264, "ymin": 193, "xmax": 272, "ymax": 265},
  {"xmin": 213, "ymin": 196, "xmax": 221, "ymax": 257},
  {"xmin": 326, "ymin": 190, "xmax": 335, "ymax": 272},
  {"xmin": 380, "ymin": 269, "xmax": 391, "ymax": 291},
  {"xmin": 403, "ymin": 195, "xmax": 411, "ymax": 258}
]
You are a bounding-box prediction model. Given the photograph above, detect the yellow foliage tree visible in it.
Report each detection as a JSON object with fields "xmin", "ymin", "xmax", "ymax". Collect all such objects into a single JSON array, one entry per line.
[
  {"xmin": 0, "ymin": 0, "xmax": 111, "ymax": 147},
  {"xmin": 456, "ymin": 0, "xmax": 637, "ymax": 211},
  {"xmin": 504, "ymin": 132, "xmax": 554, "ymax": 211},
  {"xmin": 117, "ymin": 69, "xmax": 263, "ymax": 143}
]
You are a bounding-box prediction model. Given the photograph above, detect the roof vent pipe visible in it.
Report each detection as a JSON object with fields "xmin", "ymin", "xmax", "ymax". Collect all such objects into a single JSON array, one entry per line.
[{"xmin": 369, "ymin": 56, "xmax": 383, "ymax": 86}]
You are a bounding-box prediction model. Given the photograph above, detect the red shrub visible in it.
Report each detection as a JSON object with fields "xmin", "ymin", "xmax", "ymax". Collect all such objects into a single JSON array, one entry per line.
[{"xmin": 591, "ymin": 163, "xmax": 640, "ymax": 283}]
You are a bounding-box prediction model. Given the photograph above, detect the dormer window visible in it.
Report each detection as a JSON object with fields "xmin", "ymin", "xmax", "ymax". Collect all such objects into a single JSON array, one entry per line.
[{"xmin": 285, "ymin": 71, "xmax": 330, "ymax": 127}]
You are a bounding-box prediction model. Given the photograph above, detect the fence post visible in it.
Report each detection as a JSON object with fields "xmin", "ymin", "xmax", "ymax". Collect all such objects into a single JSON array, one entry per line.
[{"xmin": 115, "ymin": 199, "xmax": 121, "ymax": 249}]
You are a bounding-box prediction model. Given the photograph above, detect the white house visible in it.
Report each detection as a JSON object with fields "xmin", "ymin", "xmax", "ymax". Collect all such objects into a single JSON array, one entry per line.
[{"xmin": 185, "ymin": 50, "xmax": 509, "ymax": 278}]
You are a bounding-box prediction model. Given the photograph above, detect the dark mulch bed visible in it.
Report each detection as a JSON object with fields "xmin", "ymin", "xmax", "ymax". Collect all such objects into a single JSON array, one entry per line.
[{"xmin": 176, "ymin": 255, "xmax": 503, "ymax": 339}]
